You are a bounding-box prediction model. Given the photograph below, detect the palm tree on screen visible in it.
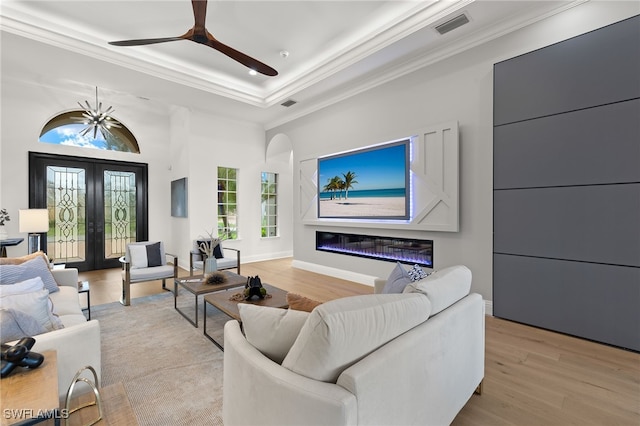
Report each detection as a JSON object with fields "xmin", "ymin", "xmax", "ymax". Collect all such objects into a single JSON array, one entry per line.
[{"xmin": 342, "ymin": 171, "xmax": 358, "ymax": 199}]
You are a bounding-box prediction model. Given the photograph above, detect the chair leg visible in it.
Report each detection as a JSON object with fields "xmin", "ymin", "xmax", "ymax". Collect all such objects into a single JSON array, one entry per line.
[
  {"xmin": 120, "ymin": 279, "xmax": 130, "ymax": 306},
  {"xmin": 474, "ymin": 380, "xmax": 483, "ymax": 395}
]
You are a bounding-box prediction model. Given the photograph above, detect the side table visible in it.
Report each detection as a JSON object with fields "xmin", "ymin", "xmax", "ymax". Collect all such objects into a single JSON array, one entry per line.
[
  {"xmin": 0, "ymin": 350, "xmax": 59, "ymax": 426},
  {"xmin": 78, "ymin": 281, "xmax": 91, "ymax": 320}
]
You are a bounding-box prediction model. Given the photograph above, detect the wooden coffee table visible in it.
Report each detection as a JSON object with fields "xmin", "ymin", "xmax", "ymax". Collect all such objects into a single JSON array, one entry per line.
[
  {"xmin": 174, "ymin": 271, "xmax": 247, "ymax": 327},
  {"xmin": 203, "ymin": 283, "xmax": 288, "ymax": 350}
]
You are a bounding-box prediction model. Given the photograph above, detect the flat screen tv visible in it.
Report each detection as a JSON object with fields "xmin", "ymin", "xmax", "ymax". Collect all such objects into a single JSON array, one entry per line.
[{"xmin": 317, "ymin": 139, "xmax": 410, "ymax": 220}]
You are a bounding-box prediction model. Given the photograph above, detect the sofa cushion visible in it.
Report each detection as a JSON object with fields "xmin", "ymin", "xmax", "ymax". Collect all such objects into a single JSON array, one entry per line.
[
  {"xmin": 403, "ymin": 265, "xmax": 472, "ymax": 315},
  {"xmin": 0, "ymin": 308, "xmax": 48, "ymax": 344},
  {"xmin": 282, "ymin": 293, "xmax": 431, "ymax": 383},
  {"xmin": 239, "ymin": 304, "xmax": 309, "ymax": 364},
  {"xmin": 126, "ymin": 265, "xmax": 175, "ymax": 283},
  {"xmin": 382, "ymin": 262, "xmax": 412, "ymax": 294},
  {"xmin": 286, "ymin": 293, "xmax": 322, "ymax": 312},
  {"xmin": 49, "ymin": 286, "xmax": 84, "ymax": 317},
  {"xmin": 0, "ymin": 256, "xmax": 59, "ymax": 293},
  {"xmin": 0, "ymin": 290, "xmax": 64, "ymax": 332}
]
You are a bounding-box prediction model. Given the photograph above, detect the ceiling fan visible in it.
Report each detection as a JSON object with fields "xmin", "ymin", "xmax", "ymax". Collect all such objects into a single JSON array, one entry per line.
[{"xmin": 108, "ymin": 0, "xmax": 278, "ymax": 77}]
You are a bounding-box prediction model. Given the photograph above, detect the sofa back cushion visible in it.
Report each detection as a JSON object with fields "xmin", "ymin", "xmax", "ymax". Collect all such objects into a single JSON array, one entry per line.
[
  {"xmin": 282, "ymin": 293, "xmax": 431, "ymax": 383},
  {"xmin": 239, "ymin": 304, "xmax": 309, "ymax": 364},
  {"xmin": 403, "ymin": 265, "xmax": 472, "ymax": 316}
]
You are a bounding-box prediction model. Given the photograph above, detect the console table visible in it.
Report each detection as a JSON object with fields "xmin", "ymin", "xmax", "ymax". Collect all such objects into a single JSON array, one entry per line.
[{"xmin": 0, "ymin": 238, "xmax": 24, "ymax": 257}]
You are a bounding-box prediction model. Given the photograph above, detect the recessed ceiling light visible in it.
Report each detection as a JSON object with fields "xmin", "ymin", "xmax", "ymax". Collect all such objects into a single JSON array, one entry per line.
[{"xmin": 248, "ymin": 69, "xmax": 258, "ymax": 76}]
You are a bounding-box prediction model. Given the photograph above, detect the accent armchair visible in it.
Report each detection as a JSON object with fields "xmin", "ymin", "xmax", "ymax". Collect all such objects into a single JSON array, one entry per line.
[
  {"xmin": 119, "ymin": 241, "xmax": 178, "ymax": 306},
  {"xmin": 189, "ymin": 239, "xmax": 240, "ymax": 275}
]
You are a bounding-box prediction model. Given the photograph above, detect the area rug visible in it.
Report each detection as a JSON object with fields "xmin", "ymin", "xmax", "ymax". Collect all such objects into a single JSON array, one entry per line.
[{"xmin": 92, "ymin": 291, "xmax": 232, "ymax": 425}]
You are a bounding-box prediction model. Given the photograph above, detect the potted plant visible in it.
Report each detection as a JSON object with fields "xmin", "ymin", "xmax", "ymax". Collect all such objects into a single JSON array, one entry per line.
[
  {"xmin": 198, "ymin": 229, "xmax": 224, "ymax": 274},
  {"xmin": 0, "ymin": 208, "xmax": 10, "ymax": 240}
]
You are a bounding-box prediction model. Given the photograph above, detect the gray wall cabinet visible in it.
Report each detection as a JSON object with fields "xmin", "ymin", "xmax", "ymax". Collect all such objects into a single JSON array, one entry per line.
[{"xmin": 493, "ymin": 15, "xmax": 640, "ymax": 351}]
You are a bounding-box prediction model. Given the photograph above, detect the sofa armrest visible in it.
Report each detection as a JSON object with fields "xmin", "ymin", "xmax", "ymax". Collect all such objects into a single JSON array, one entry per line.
[
  {"xmin": 373, "ymin": 277, "xmax": 386, "ymax": 294},
  {"xmin": 223, "ymin": 320, "xmax": 357, "ymax": 426},
  {"xmin": 51, "ymin": 268, "xmax": 79, "ymax": 288},
  {"xmin": 22, "ymin": 320, "xmax": 101, "ymax": 399},
  {"xmin": 336, "ymin": 293, "xmax": 484, "ymax": 426}
]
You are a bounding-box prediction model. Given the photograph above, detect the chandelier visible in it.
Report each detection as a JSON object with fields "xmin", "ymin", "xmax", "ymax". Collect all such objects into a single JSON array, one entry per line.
[{"xmin": 73, "ymin": 87, "xmax": 121, "ymax": 139}]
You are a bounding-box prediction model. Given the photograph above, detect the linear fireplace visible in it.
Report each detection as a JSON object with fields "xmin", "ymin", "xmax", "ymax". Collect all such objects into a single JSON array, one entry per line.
[{"xmin": 316, "ymin": 231, "xmax": 433, "ymax": 268}]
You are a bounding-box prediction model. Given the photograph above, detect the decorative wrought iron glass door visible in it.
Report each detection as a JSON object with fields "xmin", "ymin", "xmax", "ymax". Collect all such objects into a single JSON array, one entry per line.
[{"xmin": 29, "ymin": 153, "xmax": 148, "ymax": 271}]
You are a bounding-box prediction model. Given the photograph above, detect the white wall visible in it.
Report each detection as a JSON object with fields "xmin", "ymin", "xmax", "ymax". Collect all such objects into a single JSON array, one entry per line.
[
  {"xmin": 0, "ymin": 82, "xmax": 294, "ymax": 269},
  {"xmin": 266, "ymin": 1, "xmax": 639, "ymax": 302},
  {"xmin": 0, "ymin": 81, "xmax": 172, "ymax": 255},
  {"xmin": 180, "ymin": 109, "xmax": 294, "ymax": 270}
]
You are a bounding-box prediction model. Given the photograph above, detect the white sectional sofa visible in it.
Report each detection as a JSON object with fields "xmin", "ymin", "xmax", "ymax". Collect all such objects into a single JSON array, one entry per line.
[
  {"xmin": 2, "ymin": 261, "xmax": 101, "ymax": 399},
  {"xmin": 223, "ymin": 265, "xmax": 484, "ymax": 425}
]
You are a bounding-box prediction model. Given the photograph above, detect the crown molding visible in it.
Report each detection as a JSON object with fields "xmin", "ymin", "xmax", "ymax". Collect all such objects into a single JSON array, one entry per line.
[
  {"xmin": 0, "ymin": 0, "xmax": 475, "ymax": 109},
  {"xmin": 265, "ymin": 0, "xmax": 588, "ymax": 129},
  {"xmin": 0, "ymin": 12, "xmax": 269, "ymax": 107}
]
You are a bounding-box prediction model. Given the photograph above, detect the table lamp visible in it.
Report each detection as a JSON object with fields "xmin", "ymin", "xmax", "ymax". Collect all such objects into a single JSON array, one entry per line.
[{"xmin": 19, "ymin": 209, "xmax": 49, "ymax": 254}]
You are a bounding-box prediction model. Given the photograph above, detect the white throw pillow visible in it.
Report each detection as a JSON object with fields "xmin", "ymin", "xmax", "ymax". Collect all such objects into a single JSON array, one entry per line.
[
  {"xmin": 239, "ymin": 304, "xmax": 309, "ymax": 364},
  {"xmin": 0, "ymin": 277, "xmax": 45, "ymax": 297},
  {"xmin": 282, "ymin": 293, "xmax": 431, "ymax": 383},
  {"xmin": 129, "ymin": 245, "xmax": 149, "ymax": 269},
  {"xmin": 403, "ymin": 265, "xmax": 472, "ymax": 315},
  {"xmin": 0, "ymin": 290, "xmax": 64, "ymax": 332}
]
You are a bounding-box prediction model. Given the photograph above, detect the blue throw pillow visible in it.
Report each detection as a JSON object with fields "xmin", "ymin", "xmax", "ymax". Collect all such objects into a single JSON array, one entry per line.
[{"xmin": 0, "ymin": 256, "xmax": 59, "ymax": 294}]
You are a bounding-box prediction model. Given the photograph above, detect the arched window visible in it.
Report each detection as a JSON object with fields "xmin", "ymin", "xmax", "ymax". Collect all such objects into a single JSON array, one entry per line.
[{"xmin": 39, "ymin": 110, "xmax": 140, "ymax": 153}]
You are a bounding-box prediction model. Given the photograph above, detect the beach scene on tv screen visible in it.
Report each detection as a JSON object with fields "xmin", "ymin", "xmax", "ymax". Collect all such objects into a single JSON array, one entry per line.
[{"xmin": 318, "ymin": 141, "xmax": 408, "ymax": 219}]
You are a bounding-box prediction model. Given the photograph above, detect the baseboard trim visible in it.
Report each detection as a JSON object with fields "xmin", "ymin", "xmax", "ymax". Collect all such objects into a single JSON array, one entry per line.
[
  {"xmin": 292, "ymin": 260, "xmax": 376, "ymax": 287},
  {"xmin": 485, "ymin": 300, "xmax": 493, "ymax": 316},
  {"xmin": 241, "ymin": 251, "xmax": 294, "ymax": 264}
]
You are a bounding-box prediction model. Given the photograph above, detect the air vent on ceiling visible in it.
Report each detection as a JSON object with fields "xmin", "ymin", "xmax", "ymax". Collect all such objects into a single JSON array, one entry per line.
[
  {"xmin": 435, "ymin": 13, "xmax": 470, "ymax": 35},
  {"xmin": 281, "ymin": 99, "xmax": 297, "ymax": 107}
]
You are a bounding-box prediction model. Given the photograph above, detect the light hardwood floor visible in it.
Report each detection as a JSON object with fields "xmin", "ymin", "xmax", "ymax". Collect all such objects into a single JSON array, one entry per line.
[{"xmin": 78, "ymin": 258, "xmax": 640, "ymax": 425}]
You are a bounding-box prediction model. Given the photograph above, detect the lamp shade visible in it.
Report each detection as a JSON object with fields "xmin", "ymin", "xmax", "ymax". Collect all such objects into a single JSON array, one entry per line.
[{"xmin": 19, "ymin": 209, "xmax": 49, "ymax": 233}]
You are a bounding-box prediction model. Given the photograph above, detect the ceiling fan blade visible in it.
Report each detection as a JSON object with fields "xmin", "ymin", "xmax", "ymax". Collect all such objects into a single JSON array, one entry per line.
[
  {"xmin": 207, "ymin": 38, "xmax": 278, "ymax": 76},
  {"xmin": 109, "ymin": 37, "xmax": 184, "ymax": 47}
]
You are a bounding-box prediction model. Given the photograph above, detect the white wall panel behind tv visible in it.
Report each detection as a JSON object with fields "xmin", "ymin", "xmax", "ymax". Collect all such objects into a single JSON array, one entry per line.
[{"xmin": 300, "ymin": 120, "xmax": 459, "ymax": 232}]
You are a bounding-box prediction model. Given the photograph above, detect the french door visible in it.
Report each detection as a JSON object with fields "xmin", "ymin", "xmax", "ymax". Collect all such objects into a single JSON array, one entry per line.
[{"xmin": 29, "ymin": 152, "xmax": 148, "ymax": 271}]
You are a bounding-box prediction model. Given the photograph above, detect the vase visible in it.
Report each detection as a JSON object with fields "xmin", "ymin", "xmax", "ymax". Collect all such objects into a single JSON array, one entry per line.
[
  {"xmin": 204, "ymin": 257, "xmax": 217, "ymax": 274},
  {"xmin": 0, "ymin": 225, "xmax": 8, "ymax": 241}
]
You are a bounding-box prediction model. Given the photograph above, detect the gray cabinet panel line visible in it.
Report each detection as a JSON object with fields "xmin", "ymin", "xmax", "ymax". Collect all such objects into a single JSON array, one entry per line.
[
  {"xmin": 494, "ymin": 184, "xmax": 640, "ymax": 268},
  {"xmin": 494, "ymin": 99, "xmax": 640, "ymax": 190},
  {"xmin": 493, "ymin": 254, "xmax": 640, "ymax": 352},
  {"xmin": 494, "ymin": 15, "xmax": 640, "ymax": 126}
]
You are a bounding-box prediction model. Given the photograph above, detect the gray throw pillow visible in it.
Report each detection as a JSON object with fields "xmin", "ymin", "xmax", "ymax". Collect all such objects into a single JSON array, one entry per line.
[
  {"xmin": 0, "ymin": 308, "xmax": 48, "ymax": 344},
  {"xmin": 0, "ymin": 256, "xmax": 59, "ymax": 293},
  {"xmin": 145, "ymin": 242, "xmax": 162, "ymax": 267},
  {"xmin": 382, "ymin": 262, "xmax": 412, "ymax": 294}
]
